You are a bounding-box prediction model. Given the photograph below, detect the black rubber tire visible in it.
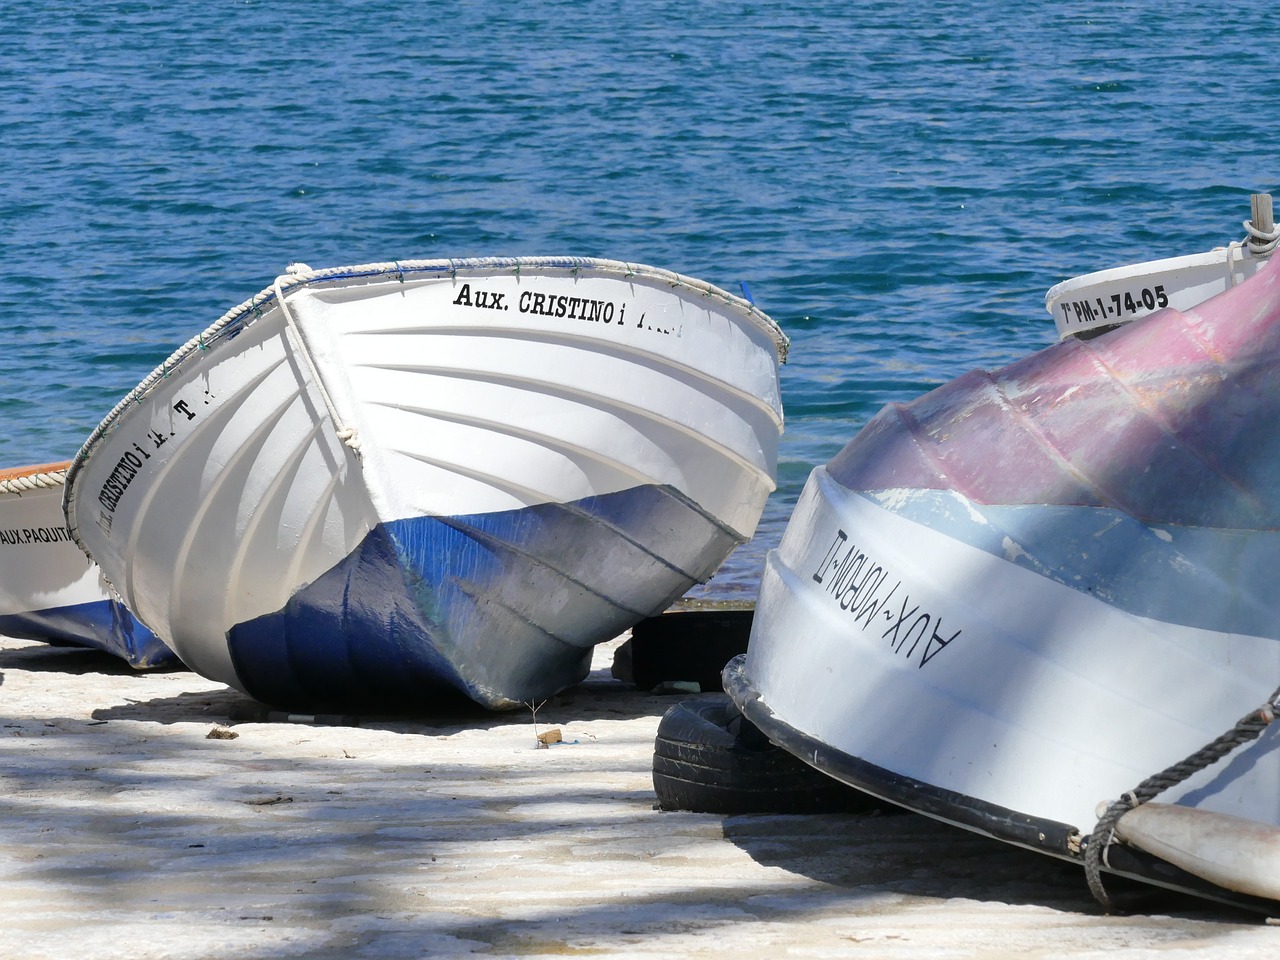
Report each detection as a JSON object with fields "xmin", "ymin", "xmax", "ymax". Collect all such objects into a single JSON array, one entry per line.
[
  {"xmin": 652, "ymin": 693, "xmax": 886, "ymax": 815},
  {"xmin": 628, "ymin": 609, "xmax": 754, "ymax": 692}
]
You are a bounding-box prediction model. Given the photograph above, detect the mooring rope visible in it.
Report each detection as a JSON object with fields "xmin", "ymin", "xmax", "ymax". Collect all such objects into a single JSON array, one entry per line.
[
  {"xmin": 1083, "ymin": 683, "xmax": 1280, "ymax": 910},
  {"xmin": 1244, "ymin": 216, "xmax": 1280, "ymax": 256},
  {"xmin": 1225, "ymin": 217, "xmax": 1280, "ymax": 286}
]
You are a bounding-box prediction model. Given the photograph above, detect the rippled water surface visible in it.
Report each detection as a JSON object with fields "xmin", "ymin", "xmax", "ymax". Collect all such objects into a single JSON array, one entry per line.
[{"xmin": 4, "ymin": 2, "xmax": 1278, "ymax": 594}]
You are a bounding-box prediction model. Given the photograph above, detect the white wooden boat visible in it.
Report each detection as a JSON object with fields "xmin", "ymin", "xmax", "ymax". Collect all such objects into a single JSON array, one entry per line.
[
  {"xmin": 0, "ymin": 462, "xmax": 174, "ymax": 667},
  {"xmin": 725, "ymin": 257, "xmax": 1280, "ymax": 912},
  {"xmin": 1045, "ymin": 193, "xmax": 1277, "ymax": 339},
  {"xmin": 64, "ymin": 257, "xmax": 788, "ymax": 710}
]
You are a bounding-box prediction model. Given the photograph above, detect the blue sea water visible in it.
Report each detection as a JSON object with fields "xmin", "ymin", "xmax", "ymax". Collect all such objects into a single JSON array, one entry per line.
[{"xmin": 4, "ymin": 1, "xmax": 1278, "ymax": 597}]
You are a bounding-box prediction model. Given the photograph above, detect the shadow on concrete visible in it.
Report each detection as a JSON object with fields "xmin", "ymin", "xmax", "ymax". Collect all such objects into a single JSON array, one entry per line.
[
  {"xmin": 721, "ymin": 807, "xmax": 1262, "ymax": 922},
  {"xmin": 0, "ymin": 638, "xmax": 190, "ymax": 677},
  {"xmin": 1, "ymin": 636, "xmax": 1268, "ymax": 959}
]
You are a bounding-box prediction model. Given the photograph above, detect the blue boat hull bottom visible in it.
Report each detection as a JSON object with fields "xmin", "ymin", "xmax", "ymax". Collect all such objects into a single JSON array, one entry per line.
[
  {"xmin": 228, "ymin": 483, "xmax": 741, "ymax": 711},
  {"xmin": 0, "ymin": 599, "xmax": 174, "ymax": 669}
]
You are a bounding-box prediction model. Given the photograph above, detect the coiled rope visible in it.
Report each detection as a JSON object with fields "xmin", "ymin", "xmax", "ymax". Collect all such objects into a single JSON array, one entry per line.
[
  {"xmin": 1226, "ymin": 215, "xmax": 1280, "ymax": 286},
  {"xmin": 1243, "ymin": 217, "xmax": 1280, "ymax": 256},
  {"xmin": 1083, "ymin": 683, "xmax": 1280, "ymax": 910}
]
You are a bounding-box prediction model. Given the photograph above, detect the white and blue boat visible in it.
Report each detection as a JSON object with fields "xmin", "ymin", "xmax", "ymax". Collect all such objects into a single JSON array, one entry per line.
[
  {"xmin": 725, "ymin": 254, "xmax": 1280, "ymax": 912},
  {"xmin": 1, "ymin": 461, "xmax": 175, "ymax": 667},
  {"xmin": 64, "ymin": 257, "xmax": 787, "ymax": 711}
]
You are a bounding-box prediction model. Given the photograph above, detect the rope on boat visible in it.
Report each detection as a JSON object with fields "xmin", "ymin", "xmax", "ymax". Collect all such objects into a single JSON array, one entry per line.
[
  {"xmin": 1225, "ymin": 216, "xmax": 1280, "ymax": 286},
  {"xmin": 0, "ymin": 467, "xmax": 68, "ymax": 496},
  {"xmin": 1243, "ymin": 217, "xmax": 1280, "ymax": 256},
  {"xmin": 1083, "ymin": 683, "xmax": 1280, "ymax": 911},
  {"xmin": 272, "ymin": 268, "xmax": 363, "ymax": 459}
]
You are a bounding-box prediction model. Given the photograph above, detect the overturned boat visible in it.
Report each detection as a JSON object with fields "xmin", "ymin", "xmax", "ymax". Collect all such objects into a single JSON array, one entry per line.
[
  {"xmin": 0, "ymin": 462, "xmax": 174, "ymax": 667},
  {"xmin": 725, "ymin": 256, "xmax": 1280, "ymax": 912},
  {"xmin": 65, "ymin": 257, "xmax": 787, "ymax": 710}
]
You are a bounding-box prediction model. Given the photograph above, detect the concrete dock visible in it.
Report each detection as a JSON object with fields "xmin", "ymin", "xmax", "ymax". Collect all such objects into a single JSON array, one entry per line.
[{"xmin": 1, "ymin": 634, "xmax": 1276, "ymax": 959}]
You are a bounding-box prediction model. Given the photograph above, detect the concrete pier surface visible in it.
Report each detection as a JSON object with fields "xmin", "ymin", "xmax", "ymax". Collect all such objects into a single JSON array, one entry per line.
[{"xmin": 1, "ymin": 633, "xmax": 1276, "ymax": 959}]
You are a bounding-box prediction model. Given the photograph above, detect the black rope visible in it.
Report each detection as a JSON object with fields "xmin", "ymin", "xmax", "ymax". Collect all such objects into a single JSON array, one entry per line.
[{"xmin": 1083, "ymin": 687, "xmax": 1279, "ymax": 910}]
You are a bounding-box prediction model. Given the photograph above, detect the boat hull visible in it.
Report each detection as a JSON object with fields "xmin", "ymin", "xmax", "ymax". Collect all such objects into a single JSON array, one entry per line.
[
  {"xmin": 730, "ymin": 259, "xmax": 1280, "ymax": 907},
  {"xmin": 1046, "ymin": 242, "xmax": 1271, "ymax": 339},
  {"xmin": 732, "ymin": 468, "xmax": 1280, "ymax": 835},
  {"xmin": 0, "ymin": 464, "xmax": 173, "ymax": 668},
  {"xmin": 65, "ymin": 258, "xmax": 786, "ymax": 709},
  {"xmin": 229, "ymin": 483, "xmax": 738, "ymax": 709}
]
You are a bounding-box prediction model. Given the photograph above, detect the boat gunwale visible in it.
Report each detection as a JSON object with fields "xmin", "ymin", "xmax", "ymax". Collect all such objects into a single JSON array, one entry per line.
[
  {"xmin": 0, "ymin": 461, "xmax": 69, "ymax": 495},
  {"xmin": 63, "ymin": 257, "xmax": 788, "ymax": 549},
  {"xmin": 1044, "ymin": 242, "xmax": 1273, "ymax": 341},
  {"xmin": 1043, "ymin": 245, "xmax": 1269, "ymax": 307},
  {"xmin": 722, "ymin": 655, "xmax": 1280, "ymax": 916},
  {"xmin": 720, "ymin": 654, "xmax": 1082, "ymax": 858}
]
